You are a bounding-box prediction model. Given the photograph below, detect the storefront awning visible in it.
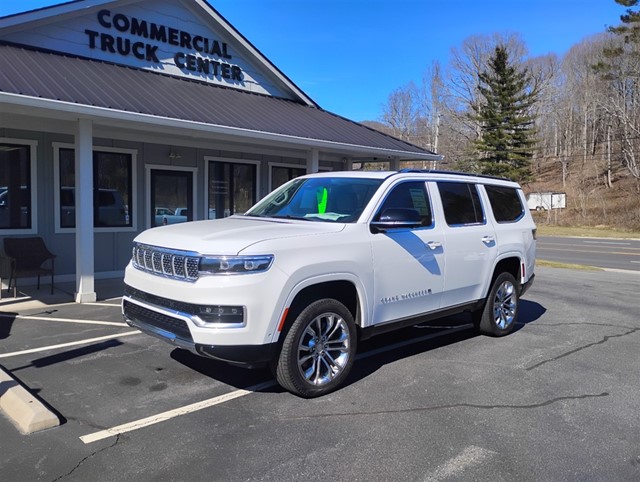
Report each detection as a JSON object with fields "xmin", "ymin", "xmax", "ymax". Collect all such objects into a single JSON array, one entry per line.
[{"xmin": 0, "ymin": 42, "xmax": 439, "ymax": 161}]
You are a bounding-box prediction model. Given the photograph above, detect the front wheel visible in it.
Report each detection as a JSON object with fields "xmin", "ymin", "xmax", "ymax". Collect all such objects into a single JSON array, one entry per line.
[
  {"xmin": 473, "ymin": 272, "xmax": 519, "ymax": 337},
  {"xmin": 276, "ymin": 299, "xmax": 357, "ymax": 398}
]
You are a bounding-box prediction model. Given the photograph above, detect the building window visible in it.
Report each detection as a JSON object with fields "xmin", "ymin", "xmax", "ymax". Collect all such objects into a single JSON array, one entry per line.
[
  {"xmin": 0, "ymin": 140, "xmax": 36, "ymax": 232},
  {"xmin": 58, "ymin": 147, "xmax": 133, "ymax": 229},
  {"xmin": 207, "ymin": 160, "xmax": 257, "ymax": 219},
  {"xmin": 271, "ymin": 165, "xmax": 306, "ymax": 191}
]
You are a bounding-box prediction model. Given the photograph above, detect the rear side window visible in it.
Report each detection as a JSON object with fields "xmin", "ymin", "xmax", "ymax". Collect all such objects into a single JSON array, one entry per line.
[
  {"xmin": 484, "ymin": 185, "xmax": 524, "ymax": 223},
  {"xmin": 437, "ymin": 182, "xmax": 484, "ymax": 226}
]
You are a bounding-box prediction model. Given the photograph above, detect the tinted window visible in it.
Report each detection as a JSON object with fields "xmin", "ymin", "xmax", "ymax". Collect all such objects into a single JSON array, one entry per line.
[
  {"xmin": 374, "ymin": 181, "xmax": 433, "ymax": 227},
  {"xmin": 437, "ymin": 182, "xmax": 484, "ymax": 225},
  {"xmin": 0, "ymin": 143, "xmax": 32, "ymax": 230},
  {"xmin": 485, "ymin": 185, "xmax": 524, "ymax": 222}
]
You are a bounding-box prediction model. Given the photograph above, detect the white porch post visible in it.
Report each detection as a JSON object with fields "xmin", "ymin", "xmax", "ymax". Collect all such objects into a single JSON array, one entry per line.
[
  {"xmin": 390, "ymin": 156, "xmax": 401, "ymax": 171},
  {"xmin": 306, "ymin": 149, "xmax": 319, "ymax": 174},
  {"xmin": 75, "ymin": 118, "xmax": 96, "ymax": 303}
]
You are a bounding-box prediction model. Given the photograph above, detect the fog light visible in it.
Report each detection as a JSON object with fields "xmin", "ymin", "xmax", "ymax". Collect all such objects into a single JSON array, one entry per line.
[{"xmin": 193, "ymin": 305, "xmax": 245, "ymax": 326}]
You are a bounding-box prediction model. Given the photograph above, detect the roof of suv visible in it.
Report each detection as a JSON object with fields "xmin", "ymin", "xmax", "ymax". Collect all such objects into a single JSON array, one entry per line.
[{"xmin": 303, "ymin": 170, "xmax": 520, "ymax": 187}]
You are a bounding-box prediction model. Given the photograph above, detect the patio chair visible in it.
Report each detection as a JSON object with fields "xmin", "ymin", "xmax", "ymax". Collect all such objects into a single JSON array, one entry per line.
[{"xmin": 3, "ymin": 237, "xmax": 56, "ymax": 297}]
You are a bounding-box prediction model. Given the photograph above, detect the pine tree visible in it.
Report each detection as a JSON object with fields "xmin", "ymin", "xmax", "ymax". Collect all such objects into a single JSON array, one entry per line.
[{"xmin": 472, "ymin": 46, "xmax": 538, "ymax": 182}]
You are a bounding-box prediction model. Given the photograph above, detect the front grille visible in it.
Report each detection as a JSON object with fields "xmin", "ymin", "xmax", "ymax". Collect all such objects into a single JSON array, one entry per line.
[
  {"xmin": 123, "ymin": 300, "xmax": 193, "ymax": 343},
  {"xmin": 132, "ymin": 243, "xmax": 200, "ymax": 281}
]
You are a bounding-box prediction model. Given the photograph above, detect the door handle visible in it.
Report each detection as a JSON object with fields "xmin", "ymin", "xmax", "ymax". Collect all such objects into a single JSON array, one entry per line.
[
  {"xmin": 426, "ymin": 241, "xmax": 442, "ymax": 250},
  {"xmin": 482, "ymin": 236, "xmax": 495, "ymax": 244}
]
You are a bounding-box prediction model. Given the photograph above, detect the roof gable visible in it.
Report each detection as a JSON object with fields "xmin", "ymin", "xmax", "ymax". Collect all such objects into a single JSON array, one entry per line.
[{"xmin": 0, "ymin": 0, "xmax": 316, "ymax": 105}]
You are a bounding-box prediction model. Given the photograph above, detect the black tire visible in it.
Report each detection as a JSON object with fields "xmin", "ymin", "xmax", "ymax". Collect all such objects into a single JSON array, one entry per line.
[
  {"xmin": 473, "ymin": 272, "xmax": 519, "ymax": 337},
  {"xmin": 276, "ymin": 298, "xmax": 357, "ymax": 398}
]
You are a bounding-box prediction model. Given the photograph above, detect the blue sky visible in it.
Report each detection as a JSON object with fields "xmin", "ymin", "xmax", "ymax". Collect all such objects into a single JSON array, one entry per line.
[{"xmin": 0, "ymin": 0, "xmax": 627, "ymax": 121}]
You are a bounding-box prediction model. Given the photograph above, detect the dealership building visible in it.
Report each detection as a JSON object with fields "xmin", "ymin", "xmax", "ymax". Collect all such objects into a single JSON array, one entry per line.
[{"xmin": 0, "ymin": 0, "xmax": 439, "ymax": 302}]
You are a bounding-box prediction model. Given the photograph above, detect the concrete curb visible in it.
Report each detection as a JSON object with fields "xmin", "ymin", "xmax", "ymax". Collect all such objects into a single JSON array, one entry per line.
[{"xmin": 0, "ymin": 366, "xmax": 60, "ymax": 434}]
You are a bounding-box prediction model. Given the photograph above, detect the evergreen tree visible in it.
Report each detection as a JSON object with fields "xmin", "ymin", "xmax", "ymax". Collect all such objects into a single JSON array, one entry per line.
[{"xmin": 472, "ymin": 45, "xmax": 538, "ymax": 182}]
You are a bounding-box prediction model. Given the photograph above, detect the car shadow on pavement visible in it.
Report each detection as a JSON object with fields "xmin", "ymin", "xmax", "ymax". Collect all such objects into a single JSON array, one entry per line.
[
  {"xmin": 513, "ymin": 300, "xmax": 546, "ymax": 333},
  {"xmin": 169, "ymin": 348, "xmax": 278, "ymax": 392},
  {"xmin": 168, "ymin": 303, "xmax": 546, "ymax": 397}
]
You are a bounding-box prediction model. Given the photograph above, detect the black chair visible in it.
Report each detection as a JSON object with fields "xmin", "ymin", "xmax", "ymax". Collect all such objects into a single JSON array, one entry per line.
[{"xmin": 3, "ymin": 237, "xmax": 55, "ymax": 297}]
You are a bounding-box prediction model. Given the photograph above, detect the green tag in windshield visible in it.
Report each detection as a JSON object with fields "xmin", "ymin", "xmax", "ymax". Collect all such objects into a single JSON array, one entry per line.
[{"xmin": 317, "ymin": 187, "xmax": 328, "ymax": 214}]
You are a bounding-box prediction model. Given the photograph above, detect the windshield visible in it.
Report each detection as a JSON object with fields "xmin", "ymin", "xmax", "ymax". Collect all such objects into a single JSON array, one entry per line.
[{"xmin": 245, "ymin": 177, "xmax": 383, "ymax": 223}]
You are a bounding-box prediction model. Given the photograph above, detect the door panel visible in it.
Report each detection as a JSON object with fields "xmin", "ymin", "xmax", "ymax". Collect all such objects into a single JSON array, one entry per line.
[{"xmin": 369, "ymin": 181, "xmax": 444, "ymax": 325}]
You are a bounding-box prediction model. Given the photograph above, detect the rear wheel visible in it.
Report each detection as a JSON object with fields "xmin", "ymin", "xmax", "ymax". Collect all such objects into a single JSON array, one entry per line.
[
  {"xmin": 276, "ymin": 299, "xmax": 356, "ymax": 398},
  {"xmin": 473, "ymin": 272, "xmax": 519, "ymax": 336}
]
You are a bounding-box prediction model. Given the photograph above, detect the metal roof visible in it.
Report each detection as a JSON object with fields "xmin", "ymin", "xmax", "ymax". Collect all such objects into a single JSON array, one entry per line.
[{"xmin": 0, "ymin": 42, "xmax": 438, "ymax": 158}]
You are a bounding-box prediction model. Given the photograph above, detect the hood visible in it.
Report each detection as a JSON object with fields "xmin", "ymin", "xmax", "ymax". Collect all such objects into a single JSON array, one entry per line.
[{"xmin": 134, "ymin": 216, "xmax": 346, "ymax": 255}]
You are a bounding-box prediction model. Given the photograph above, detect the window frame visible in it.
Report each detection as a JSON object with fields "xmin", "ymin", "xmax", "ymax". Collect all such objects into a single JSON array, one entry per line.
[
  {"xmin": 53, "ymin": 142, "xmax": 138, "ymax": 234},
  {"xmin": 483, "ymin": 184, "xmax": 526, "ymax": 223},
  {"xmin": 145, "ymin": 164, "xmax": 198, "ymax": 229},
  {"xmin": 373, "ymin": 180, "xmax": 435, "ymax": 229},
  {"xmin": 204, "ymin": 156, "xmax": 261, "ymax": 219},
  {"xmin": 0, "ymin": 138, "xmax": 38, "ymax": 235}
]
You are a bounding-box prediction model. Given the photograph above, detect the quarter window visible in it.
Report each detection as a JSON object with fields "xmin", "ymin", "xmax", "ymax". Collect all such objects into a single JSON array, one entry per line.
[
  {"xmin": 484, "ymin": 185, "xmax": 524, "ymax": 222},
  {"xmin": 437, "ymin": 182, "xmax": 484, "ymax": 226}
]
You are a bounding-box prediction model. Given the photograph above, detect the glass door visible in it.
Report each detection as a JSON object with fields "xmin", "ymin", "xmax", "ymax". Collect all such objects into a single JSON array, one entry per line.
[{"xmin": 150, "ymin": 169, "xmax": 193, "ymax": 227}]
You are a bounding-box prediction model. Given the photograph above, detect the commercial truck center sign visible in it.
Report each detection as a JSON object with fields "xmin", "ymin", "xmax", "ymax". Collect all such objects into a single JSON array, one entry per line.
[{"xmin": 84, "ymin": 9, "xmax": 243, "ymax": 81}]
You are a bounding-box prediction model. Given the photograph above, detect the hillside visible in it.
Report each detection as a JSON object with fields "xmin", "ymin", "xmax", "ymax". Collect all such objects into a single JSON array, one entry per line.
[{"xmin": 523, "ymin": 158, "xmax": 640, "ymax": 231}]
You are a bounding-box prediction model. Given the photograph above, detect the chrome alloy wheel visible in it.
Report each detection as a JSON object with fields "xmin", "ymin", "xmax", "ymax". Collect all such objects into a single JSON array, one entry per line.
[
  {"xmin": 492, "ymin": 280, "xmax": 517, "ymax": 330},
  {"xmin": 297, "ymin": 312, "xmax": 351, "ymax": 386}
]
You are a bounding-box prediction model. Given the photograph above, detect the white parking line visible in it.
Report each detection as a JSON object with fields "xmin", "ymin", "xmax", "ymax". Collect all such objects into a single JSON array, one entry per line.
[
  {"xmin": 0, "ymin": 331, "xmax": 140, "ymax": 359},
  {"xmin": 80, "ymin": 380, "xmax": 277, "ymax": 444},
  {"xmin": 80, "ymin": 325, "xmax": 468, "ymax": 444},
  {"xmin": 0, "ymin": 313, "xmax": 127, "ymax": 327}
]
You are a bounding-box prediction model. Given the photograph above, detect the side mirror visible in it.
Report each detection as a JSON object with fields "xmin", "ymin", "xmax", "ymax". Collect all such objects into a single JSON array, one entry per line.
[{"xmin": 370, "ymin": 208, "xmax": 422, "ymax": 232}]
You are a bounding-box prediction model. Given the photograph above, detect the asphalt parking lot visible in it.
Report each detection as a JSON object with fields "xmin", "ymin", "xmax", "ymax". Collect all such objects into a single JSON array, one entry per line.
[{"xmin": 1, "ymin": 266, "xmax": 640, "ymax": 481}]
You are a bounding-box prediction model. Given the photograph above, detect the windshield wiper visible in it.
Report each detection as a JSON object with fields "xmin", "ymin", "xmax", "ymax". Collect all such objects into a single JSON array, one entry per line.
[{"xmin": 270, "ymin": 215, "xmax": 314, "ymax": 221}]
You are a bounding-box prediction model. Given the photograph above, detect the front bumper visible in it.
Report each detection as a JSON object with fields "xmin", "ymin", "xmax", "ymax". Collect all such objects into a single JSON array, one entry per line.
[{"xmin": 122, "ymin": 286, "xmax": 277, "ymax": 367}]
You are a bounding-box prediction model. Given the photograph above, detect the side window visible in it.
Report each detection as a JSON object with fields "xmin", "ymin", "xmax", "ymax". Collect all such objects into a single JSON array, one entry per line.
[
  {"xmin": 484, "ymin": 185, "xmax": 524, "ymax": 223},
  {"xmin": 437, "ymin": 182, "xmax": 484, "ymax": 226},
  {"xmin": 374, "ymin": 181, "xmax": 433, "ymax": 227}
]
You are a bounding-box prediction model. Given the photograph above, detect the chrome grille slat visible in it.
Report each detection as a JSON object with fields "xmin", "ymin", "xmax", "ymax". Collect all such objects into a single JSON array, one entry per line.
[{"xmin": 132, "ymin": 243, "xmax": 200, "ymax": 282}]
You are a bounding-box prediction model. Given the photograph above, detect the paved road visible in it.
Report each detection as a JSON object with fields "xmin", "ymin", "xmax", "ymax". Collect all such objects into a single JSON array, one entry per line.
[
  {"xmin": 1, "ymin": 266, "xmax": 640, "ymax": 481},
  {"xmin": 537, "ymin": 235, "xmax": 640, "ymax": 271}
]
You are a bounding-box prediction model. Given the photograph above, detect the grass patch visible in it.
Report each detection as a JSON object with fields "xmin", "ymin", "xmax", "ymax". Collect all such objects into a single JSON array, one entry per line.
[
  {"xmin": 536, "ymin": 259, "xmax": 602, "ymax": 271},
  {"xmin": 535, "ymin": 225, "xmax": 640, "ymax": 239}
]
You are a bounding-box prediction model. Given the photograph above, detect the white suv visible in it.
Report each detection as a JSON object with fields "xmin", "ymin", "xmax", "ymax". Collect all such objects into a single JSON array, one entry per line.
[{"xmin": 123, "ymin": 170, "xmax": 536, "ymax": 397}]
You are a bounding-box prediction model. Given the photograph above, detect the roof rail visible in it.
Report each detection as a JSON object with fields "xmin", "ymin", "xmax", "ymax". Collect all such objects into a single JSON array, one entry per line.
[{"xmin": 396, "ymin": 168, "xmax": 510, "ymax": 182}]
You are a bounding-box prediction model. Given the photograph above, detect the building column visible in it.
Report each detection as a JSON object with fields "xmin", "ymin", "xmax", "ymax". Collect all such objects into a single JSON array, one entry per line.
[
  {"xmin": 75, "ymin": 118, "xmax": 96, "ymax": 303},
  {"xmin": 306, "ymin": 149, "xmax": 319, "ymax": 174},
  {"xmin": 390, "ymin": 157, "xmax": 401, "ymax": 171}
]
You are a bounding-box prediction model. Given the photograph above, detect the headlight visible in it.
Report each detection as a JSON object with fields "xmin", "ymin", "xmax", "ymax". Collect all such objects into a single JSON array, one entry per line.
[{"xmin": 199, "ymin": 255, "xmax": 274, "ymax": 275}]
